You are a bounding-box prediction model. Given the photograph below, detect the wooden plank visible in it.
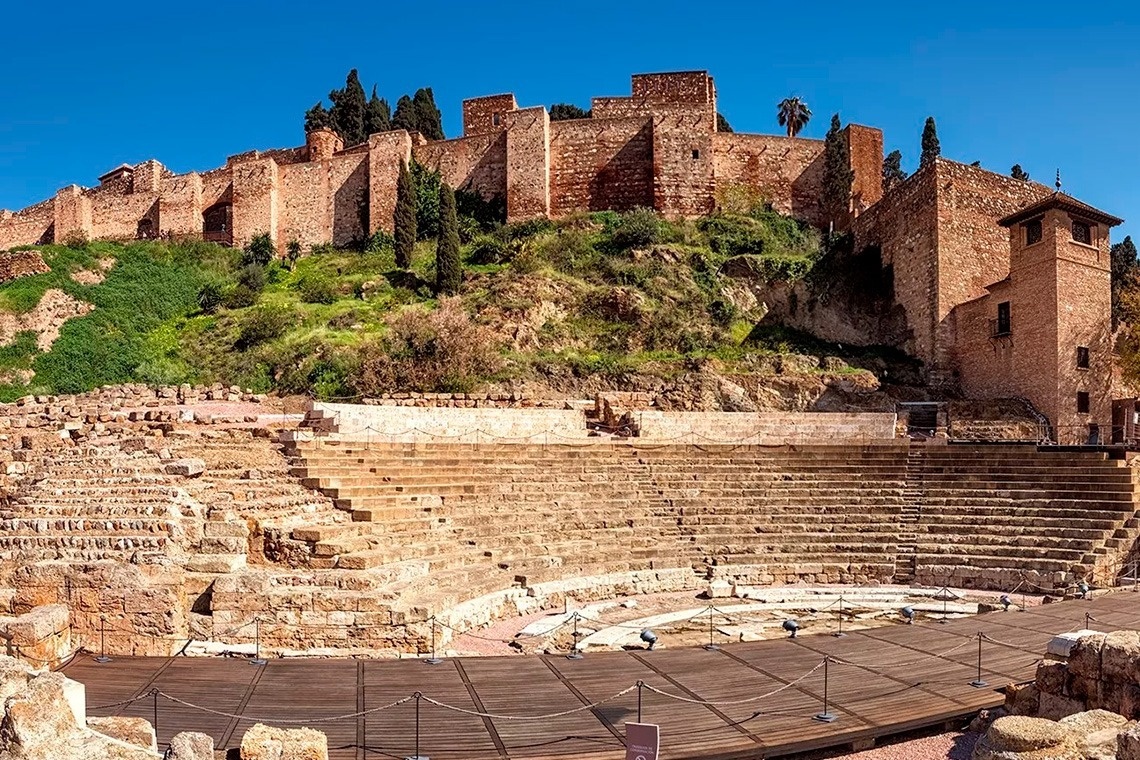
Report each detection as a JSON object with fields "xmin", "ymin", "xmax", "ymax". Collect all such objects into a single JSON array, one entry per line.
[{"xmin": 67, "ymin": 591, "xmax": 1140, "ymax": 760}]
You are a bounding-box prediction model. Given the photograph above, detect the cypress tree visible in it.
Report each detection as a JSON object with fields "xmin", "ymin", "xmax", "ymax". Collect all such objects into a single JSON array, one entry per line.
[
  {"xmin": 435, "ymin": 182, "xmax": 462, "ymax": 295},
  {"xmin": 412, "ymin": 88, "xmax": 444, "ymax": 140},
  {"xmin": 920, "ymin": 117, "xmax": 940, "ymax": 169},
  {"xmin": 329, "ymin": 69, "xmax": 367, "ymax": 145},
  {"xmin": 549, "ymin": 104, "xmax": 589, "ymax": 121},
  {"xmin": 392, "ymin": 95, "xmax": 417, "ymax": 134},
  {"xmin": 394, "ymin": 159, "xmax": 417, "ymax": 269},
  {"xmin": 882, "ymin": 149, "xmax": 907, "ymax": 191},
  {"xmin": 822, "ymin": 114, "xmax": 854, "ymax": 226},
  {"xmin": 304, "ymin": 102, "xmax": 332, "ymax": 133},
  {"xmin": 365, "ymin": 85, "xmax": 391, "ymax": 136}
]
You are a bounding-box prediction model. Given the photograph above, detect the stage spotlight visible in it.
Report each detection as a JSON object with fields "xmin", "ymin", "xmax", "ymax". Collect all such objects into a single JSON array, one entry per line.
[
  {"xmin": 782, "ymin": 619, "xmax": 799, "ymax": 638},
  {"xmin": 901, "ymin": 606, "xmax": 915, "ymax": 624},
  {"xmin": 640, "ymin": 629, "xmax": 658, "ymax": 651},
  {"xmin": 1000, "ymin": 595, "xmax": 1012, "ymax": 611},
  {"xmin": 1078, "ymin": 581, "xmax": 1090, "ymax": 599}
]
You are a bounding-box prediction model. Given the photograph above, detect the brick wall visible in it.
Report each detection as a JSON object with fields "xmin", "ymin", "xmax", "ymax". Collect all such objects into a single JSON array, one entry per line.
[
  {"xmin": 413, "ymin": 132, "xmax": 507, "ymax": 203},
  {"xmin": 549, "ymin": 118, "xmax": 654, "ymax": 214},
  {"xmin": 0, "ymin": 250, "xmax": 50, "ymax": 283},
  {"xmin": 368, "ymin": 131, "xmax": 412, "ymax": 235},
  {"xmin": 230, "ymin": 158, "xmax": 278, "ymax": 248},
  {"xmin": 52, "ymin": 186, "xmax": 91, "ymax": 242},
  {"xmin": 712, "ymin": 133, "xmax": 825, "ymax": 221},
  {"xmin": 932, "ymin": 161, "xmax": 1051, "ymax": 371},
  {"xmin": 845, "ymin": 124, "xmax": 884, "ymax": 215},
  {"xmin": 503, "ymin": 107, "xmax": 551, "ymax": 220},
  {"xmin": 853, "ymin": 164, "xmax": 940, "ymax": 364},
  {"xmin": 0, "ymin": 200, "xmax": 54, "ymax": 248},
  {"xmin": 462, "ymin": 94, "xmax": 517, "ymax": 137}
]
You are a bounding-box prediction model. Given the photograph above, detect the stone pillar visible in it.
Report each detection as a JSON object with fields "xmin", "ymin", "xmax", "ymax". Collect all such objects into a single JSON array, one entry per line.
[
  {"xmin": 53, "ymin": 185, "xmax": 92, "ymax": 242},
  {"xmin": 503, "ymin": 106, "xmax": 550, "ymax": 222},
  {"xmin": 160, "ymin": 173, "xmax": 204, "ymax": 239},
  {"xmin": 231, "ymin": 158, "xmax": 279, "ymax": 248}
]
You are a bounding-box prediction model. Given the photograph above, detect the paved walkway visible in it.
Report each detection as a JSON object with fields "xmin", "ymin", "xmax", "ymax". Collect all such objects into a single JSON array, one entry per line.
[{"xmin": 64, "ymin": 591, "xmax": 1138, "ymax": 760}]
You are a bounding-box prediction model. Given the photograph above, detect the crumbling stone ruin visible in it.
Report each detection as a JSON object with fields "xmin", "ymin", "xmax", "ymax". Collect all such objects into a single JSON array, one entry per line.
[{"xmin": 0, "ymin": 386, "xmax": 1136, "ymax": 661}]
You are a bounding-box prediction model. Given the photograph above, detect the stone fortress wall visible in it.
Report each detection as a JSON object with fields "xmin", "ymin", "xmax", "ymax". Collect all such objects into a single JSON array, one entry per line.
[{"xmin": 0, "ymin": 71, "xmax": 884, "ymax": 252}]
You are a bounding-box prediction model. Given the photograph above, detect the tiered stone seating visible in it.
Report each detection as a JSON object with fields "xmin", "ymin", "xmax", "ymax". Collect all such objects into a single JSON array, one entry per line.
[
  {"xmin": 907, "ymin": 446, "xmax": 1140, "ymax": 588},
  {"xmin": 0, "ymin": 444, "xmax": 195, "ymax": 566},
  {"xmin": 285, "ymin": 441, "xmax": 914, "ymax": 614}
]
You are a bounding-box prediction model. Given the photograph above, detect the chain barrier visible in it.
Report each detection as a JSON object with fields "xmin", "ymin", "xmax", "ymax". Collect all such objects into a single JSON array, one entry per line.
[
  {"xmin": 642, "ymin": 660, "xmax": 825, "ymax": 706},
  {"xmin": 420, "ymin": 685, "xmax": 639, "ymax": 720},
  {"xmin": 156, "ymin": 691, "xmax": 414, "ymax": 724}
]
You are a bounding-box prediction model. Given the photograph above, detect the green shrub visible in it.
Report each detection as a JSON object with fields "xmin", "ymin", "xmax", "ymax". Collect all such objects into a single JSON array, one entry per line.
[
  {"xmin": 225, "ymin": 284, "xmax": 259, "ymax": 309},
  {"xmin": 364, "ymin": 230, "xmax": 394, "ymax": 254},
  {"xmin": 238, "ymin": 264, "xmax": 267, "ymax": 293},
  {"xmin": 608, "ymin": 207, "xmax": 662, "ymax": 249},
  {"xmin": 242, "ymin": 233, "xmax": 276, "ymax": 267},
  {"xmin": 455, "ymin": 189, "xmax": 506, "ymax": 232},
  {"xmin": 297, "ymin": 273, "xmax": 339, "ymax": 304},
  {"xmin": 412, "ymin": 161, "xmax": 442, "ymax": 239},
  {"xmin": 468, "ymin": 235, "xmax": 510, "ymax": 265},
  {"xmin": 236, "ymin": 305, "xmax": 293, "ymax": 349},
  {"xmin": 285, "ymin": 240, "xmax": 302, "ymax": 269},
  {"xmin": 196, "ymin": 282, "xmax": 224, "ymax": 314}
]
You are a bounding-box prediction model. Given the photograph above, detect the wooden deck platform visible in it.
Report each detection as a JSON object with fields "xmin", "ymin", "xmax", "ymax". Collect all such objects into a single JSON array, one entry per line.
[{"xmin": 63, "ymin": 591, "xmax": 1140, "ymax": 759}]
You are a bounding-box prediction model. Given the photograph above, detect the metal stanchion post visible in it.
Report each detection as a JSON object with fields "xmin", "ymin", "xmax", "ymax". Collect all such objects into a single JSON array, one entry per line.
[
  {"xmin": 1085, "ymin": 612, "xmax": 1094, "ymax": 630},
  {"xmin": 151, "ymin": 689, "xmax": 159, "ymax": 748},
  {"xmin": 813, "ymin": 657, "xmax": 837, "ymax": 723},
  {"xmin": 251, "ymin": 619, "xmax": 266, "ymax": 666},
  {"xmin": 95, "ymin": 616, "xmax": 111, "ymax": 663},
  {"xmin": 834, "ymin": 597, "xmax": 846, "ymax": 638},
  {"xmin": 426, "ymin": 616, "xmax": 443, "ymax": 665},
  {"xmin": 637, "ymin": 680, "xmax": 644, "ymax": 723},
  {"xmin": 704, "ymin": 607, "xmax": 720, "ymax": 651},
  {"xmin": 414, "ymin": 692, "xmax": 422, "ymax": 760},
  {"xmin": 970, "ymin": 633, "xmax": 988, "ymax": 688},
  {"xmin": 567, "ymin": 613, "xmax": 584, "ymax": 660}
]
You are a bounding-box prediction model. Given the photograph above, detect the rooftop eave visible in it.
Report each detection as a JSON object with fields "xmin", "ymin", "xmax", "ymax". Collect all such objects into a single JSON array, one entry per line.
[{"xmin": 998, "ymin": 192, "xmax": 1123, "ymax": 228}]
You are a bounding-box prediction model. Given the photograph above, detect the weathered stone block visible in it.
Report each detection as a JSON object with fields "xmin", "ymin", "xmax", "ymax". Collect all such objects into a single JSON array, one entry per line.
[
  {"xmin": 166, "ymin": 731, "xmax": 214, "ymax": 760},
  {"xmin": 239, "ymin": 722, "xmax": 328, "ymax": 760}
]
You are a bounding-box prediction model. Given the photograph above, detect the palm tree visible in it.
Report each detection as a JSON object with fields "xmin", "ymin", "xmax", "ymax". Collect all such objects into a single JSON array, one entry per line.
[{"xmin": 777, "ymin": 96, "xmax": 812, "ymax": 138}]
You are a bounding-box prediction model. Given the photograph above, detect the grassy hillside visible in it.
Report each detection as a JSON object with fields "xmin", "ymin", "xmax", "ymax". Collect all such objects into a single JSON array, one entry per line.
[{"xmin": 0, "ymin": 206, "xmax": 911, "ymax": 403}]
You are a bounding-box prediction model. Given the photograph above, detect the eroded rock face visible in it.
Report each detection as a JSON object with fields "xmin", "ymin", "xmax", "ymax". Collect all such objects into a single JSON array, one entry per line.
[
  {"xmin": 86, "ymin": 716, "xmax": 157, "ymax": 753},
  {"xmin": 0, "ymin": 655, "xmax": 158, "ymax": 759},
  {"xmin": 972, "ymin": 715, "xmax": 1080, "ymax": 760},
  {"xmin": 165, "ymin": 731, "xmax": 214, "ymax": 760},
  {"xmin": 239, "ymin": 723, "xmax": 328, "ymax": 760}
]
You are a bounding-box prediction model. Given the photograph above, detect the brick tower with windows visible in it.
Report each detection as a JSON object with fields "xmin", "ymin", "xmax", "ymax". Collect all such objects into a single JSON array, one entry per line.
[{"xmin": 950, "ymin": 191, "xmax": 1122, "ymax": 442}]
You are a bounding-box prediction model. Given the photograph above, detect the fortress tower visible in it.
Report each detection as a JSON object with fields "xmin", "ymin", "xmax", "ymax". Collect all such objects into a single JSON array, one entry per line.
[{"xmin": 950, "ymin": 192, "xmax": 1120, "ymax": 442}]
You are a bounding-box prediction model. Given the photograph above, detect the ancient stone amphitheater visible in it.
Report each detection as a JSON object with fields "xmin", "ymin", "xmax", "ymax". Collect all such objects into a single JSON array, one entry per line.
[{"xmin": 0, "ymin": 386, "xmax": 1137, "ymax": 667}]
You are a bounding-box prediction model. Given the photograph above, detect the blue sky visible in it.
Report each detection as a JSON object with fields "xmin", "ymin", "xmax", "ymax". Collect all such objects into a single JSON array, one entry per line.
[{"xmin": 2, "ymin": 0, "xmax": 1137, "ymax": 240}]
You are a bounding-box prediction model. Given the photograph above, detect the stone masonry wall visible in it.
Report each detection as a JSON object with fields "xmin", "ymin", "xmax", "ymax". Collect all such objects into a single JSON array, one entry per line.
[
  {"xmin": 0, "ymin": 70, "xmax": 890, "ymax": 248},
  {"xmin": 931, "ymin": 161, "xmax": 1051, "ymax": 372},
  {"xmin": 0, "ymin": 200, "xmax": 54, "ymax": 248},
  {"xmin": 712, "ymin": 133, "xmax": 825, "ymax": 223},
  {"xmin": 852, "ymin": 163, "xmax": 941, "ymax": 364},
  {"xmin": 412, "ymin": 132, "xmax": 507, "ymax": 202},
  {"xmin": 549, "ymin": 118, "xmax": 654, "ymax": 215},
  {"xmin": 0, "ymin": 250, "xmax": 50, "ymax": 284}
]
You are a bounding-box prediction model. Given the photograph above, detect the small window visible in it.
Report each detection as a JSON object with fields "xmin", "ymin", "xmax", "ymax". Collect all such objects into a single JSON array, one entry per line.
[
  {"xmin": 691, "ymin": 149, "xmax": 700, "ymax": 160},
  {"xmin": 492, "ymin": 113, "xmax": 501, "ymax": 126},
  {"xmin": 1025, "ymin": 219, "xmax": 1042, "ymax": 246},
  {"xmin": 996, "ymin": 301, "xmax": 1011, "ymax": 336},
  {"xmin": 1077, "ymin": 346, "xmax": 1090, "ymax": 369},
  {"xmin": 1072, "ymin": 220, "xmax": 1092, "ymax": 245},
  {"xmin": 1077, "ymin": 392, "xmax": 1090, "ymax": 414}
]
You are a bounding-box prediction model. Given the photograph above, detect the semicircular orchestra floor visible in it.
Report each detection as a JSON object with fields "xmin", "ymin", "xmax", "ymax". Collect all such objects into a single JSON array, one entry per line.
[{"xmin": 65, "ymin": 591, "xmax": 1139, "ymax": 760}]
